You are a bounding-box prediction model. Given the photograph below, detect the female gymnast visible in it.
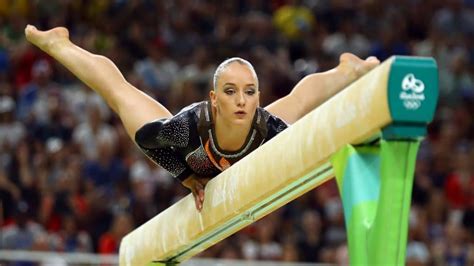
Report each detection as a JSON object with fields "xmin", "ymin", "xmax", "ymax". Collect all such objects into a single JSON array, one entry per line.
[{"xmin": 25, "ymin": 25, "xmax": 379, "ymax": 211}]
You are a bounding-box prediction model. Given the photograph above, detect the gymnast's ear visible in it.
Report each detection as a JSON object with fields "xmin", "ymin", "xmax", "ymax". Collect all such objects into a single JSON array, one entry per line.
[{"xmin": 209, "ymin": 89, "xmax": 217, "ymax": 107}]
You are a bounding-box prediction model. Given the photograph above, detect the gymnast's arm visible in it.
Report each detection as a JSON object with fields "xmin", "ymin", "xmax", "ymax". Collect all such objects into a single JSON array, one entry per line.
[
  {"xmin": 135, "ymin": 117, "xmax": 208, "ymax": 211},
  {"xmin": 265, "ymin": 53, "xmax": 379, "ymax": 124},
  {"xmin": 135, "ymin": 118, "xmax": 194, "ymax": 180},
  {"xmin": 134, "ymin": 119, "xmax": 165, "ymax": 149}
]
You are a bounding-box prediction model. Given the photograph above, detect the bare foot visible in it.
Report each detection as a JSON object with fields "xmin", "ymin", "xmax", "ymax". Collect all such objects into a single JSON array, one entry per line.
[
  {"xmin": 338, "ymin": 53, "xmax": 380, "ymax": 80},
  {"xmin": 24, "ymin": 25, "xmax": 70, "ymax": 53}
]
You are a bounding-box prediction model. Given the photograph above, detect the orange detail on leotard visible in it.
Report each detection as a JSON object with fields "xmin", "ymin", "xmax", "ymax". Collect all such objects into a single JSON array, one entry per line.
[
  {"xmin": 205, "ymin": 140, "xmax": 223, "ymax": 171},
  {"xmin": 219, "ymin": 158, "xmax": 231, "ymax": 170}
]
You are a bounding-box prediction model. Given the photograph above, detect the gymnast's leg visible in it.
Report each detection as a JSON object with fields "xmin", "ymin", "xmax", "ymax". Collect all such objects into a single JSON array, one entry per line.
[{"xmin": 24, "ymin": 25, "xmax": 172, "ymax": 140}]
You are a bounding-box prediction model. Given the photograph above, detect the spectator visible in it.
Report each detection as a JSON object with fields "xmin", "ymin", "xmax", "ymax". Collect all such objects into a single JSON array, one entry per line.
[
  {"xmin": 72, "ymin": 100, "xmax": 117, "ymax": 161},
  {"xmin": 51, "ymin": 214, "xmax": 93, "ymax": 252},
  {"xmin": 0, "ymin": 201, "xmax": 45, "ymax": 250},
  {"xmin": 17, "ymin": 59, "xmax": 61, "ymax": 123},
  {"xmin": 0, "ymin": 95, "xmax": 25, "ymax": 150},
  {"xmin": 98, "ymin": 212, "xmax": 133, "ymax": 254},
  {"xmin": 322, "ymin": 16, "xmax": 370, "ymax": 59},
  {"xmin": 444, "ymin": 145, "xmax": 474, "ymax": 210},
  {"xmin": 297, "ymin": 210, "xmax": 325, "ymax": 262}
]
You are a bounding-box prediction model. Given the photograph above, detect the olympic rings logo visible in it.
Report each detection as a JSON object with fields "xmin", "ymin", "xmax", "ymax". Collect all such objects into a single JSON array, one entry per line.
[{"xmin": 403, "ymin": 100, "xmax": 421, "ymax": 110}]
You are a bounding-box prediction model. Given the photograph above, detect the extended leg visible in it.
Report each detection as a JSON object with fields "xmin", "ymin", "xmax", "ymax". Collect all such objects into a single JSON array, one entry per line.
[
  {"xmin": 265, "ymin": 53, "xmax": 379, "ymax": 124},
  {"xmin": 24, "ymin": 25, "xmax": 172, "ymax": 140}
]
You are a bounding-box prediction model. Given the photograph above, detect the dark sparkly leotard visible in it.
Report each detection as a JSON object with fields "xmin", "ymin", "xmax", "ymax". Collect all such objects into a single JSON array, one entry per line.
[{"xmin": 134, "ymin": 101, "xmax": 288, "ymax": 182}]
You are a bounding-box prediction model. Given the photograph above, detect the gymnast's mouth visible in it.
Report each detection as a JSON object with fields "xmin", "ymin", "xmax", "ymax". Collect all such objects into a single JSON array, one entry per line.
[{"xmin": 234, "ymin": 111, "xmax": 247, "ymax": 117}]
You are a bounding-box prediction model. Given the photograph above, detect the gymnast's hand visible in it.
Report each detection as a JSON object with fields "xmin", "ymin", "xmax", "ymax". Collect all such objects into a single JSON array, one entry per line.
[
  {"xmin": 183, "ymin": 175, "xmax": 211, "ymax": 211},
  {"xmin": 337, "ymin": 53, "xmax": 380, "ymax": 81}
]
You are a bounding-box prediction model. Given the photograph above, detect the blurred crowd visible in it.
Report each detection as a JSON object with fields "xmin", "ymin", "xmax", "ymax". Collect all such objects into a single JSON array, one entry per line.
[{"xmin": 0, "ymin": 0, "xmax": 473, "ymax": 265}]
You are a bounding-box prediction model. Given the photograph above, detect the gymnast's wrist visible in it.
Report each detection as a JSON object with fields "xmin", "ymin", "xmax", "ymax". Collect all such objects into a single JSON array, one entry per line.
[
  {"xmin": 176, "ymin": 168, "xmax": 194, "ymax": 184},
  {"xmin": 182, "ymin": 175, "xmax": 195, "ymax": 189}
]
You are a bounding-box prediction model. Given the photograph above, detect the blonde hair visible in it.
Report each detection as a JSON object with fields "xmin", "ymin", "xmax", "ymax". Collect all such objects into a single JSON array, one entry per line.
[{"xmin": 213, "ymin": 57, "xmax": 258, "ymax": 90}]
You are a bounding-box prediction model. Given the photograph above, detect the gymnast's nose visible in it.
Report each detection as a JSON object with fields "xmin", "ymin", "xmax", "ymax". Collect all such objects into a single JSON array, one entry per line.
[{"xmin": 237, "ymin": 91, "xmax": 246, "ymax": 107}]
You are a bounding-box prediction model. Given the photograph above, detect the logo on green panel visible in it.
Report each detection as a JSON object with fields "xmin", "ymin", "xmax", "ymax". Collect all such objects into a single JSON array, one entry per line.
[
  {"xmin": 383, "ymin": 56, "xmax": 438, "ymax": 139},
  {"xmin": 387, "ymin": 56, "xmax": 438, "ymax": 124},
  {"xmin": 400, "ymin": 73, "xmax": 425, "ymax": 110}
]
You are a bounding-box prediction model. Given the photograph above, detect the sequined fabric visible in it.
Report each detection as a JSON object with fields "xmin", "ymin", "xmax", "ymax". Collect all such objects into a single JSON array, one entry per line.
[{"xmin": 135, "ymin": 101, "xmax": 288, "ymax": 182}]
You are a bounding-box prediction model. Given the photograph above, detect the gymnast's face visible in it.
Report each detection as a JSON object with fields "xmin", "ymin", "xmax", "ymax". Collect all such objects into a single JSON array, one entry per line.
[{"xmin": 210, "ymin": 62, "xmax": 260, "ymax": 127}]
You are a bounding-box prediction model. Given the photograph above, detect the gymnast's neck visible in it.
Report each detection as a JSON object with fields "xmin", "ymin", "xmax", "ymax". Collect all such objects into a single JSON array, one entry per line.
[{"xmin": 213, "ymin": 110, "xmax": 253, "ymax": 152}]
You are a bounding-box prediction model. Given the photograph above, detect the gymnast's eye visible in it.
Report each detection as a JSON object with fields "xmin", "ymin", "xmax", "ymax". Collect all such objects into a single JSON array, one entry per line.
[
  {"xmin": 224, "ymin": 88, "xmax": 235, "ymax": 95},
  {"xmin": 246, "ymin": 89, "xmax": 256, "ymax": 95}
]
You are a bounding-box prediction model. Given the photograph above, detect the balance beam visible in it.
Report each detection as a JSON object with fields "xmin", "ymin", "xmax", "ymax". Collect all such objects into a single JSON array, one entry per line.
[{"xmin": 119, "ymin": 56, "xmax": 437, "ymax": 265}]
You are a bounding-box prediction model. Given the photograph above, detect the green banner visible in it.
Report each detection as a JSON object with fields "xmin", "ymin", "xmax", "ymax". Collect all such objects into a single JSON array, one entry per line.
[{"xmin": 331, "ymin": 141, "xmax": 420, "ymax": 265}]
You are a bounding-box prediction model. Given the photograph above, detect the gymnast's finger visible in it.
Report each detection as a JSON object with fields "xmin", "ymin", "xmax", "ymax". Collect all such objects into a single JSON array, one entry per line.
[
  {"xmin": 198, "ymin": 188, "xmax": 205, "ymax": 207},
  {"xmin": 194, "ymin": 182, "xmax": 205, "ymax": 210},
  {"xmin": 192, "ymin": 189, "xmax": 201, "ymax": 211}
]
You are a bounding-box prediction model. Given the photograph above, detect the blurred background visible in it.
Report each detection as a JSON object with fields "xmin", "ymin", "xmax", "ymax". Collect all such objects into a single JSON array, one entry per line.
[{"xmin": 0, "ymin": 0, "xmax": 473, "ymax": 265}]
